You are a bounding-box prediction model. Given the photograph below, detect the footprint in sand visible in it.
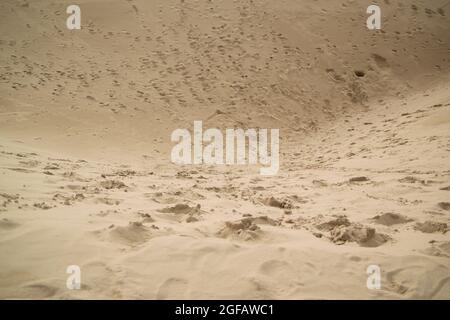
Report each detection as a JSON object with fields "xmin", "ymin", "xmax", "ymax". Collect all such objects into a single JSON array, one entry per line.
[
  {"xmin": 156, "ymin": 277, "xmax": 189, "ymax": 299},
  {"xmin": 108, "ymin": 222, "xmax": 150, "ymax": 245},
  {"xmin": 263, "ymin": 196, "xmax": 293, "ymax": 209},
  {"xmin": 259, "ymin": 260, "xmax": 295, "ymax": 282},
  {"xmin": 148, "ymin": 192, "xmax": 179, "ymax": 204},
  {"xmin": 0, "ymin": 218, "xmax": 20, "ymax": 230},
  {"xmin": 312, "ymin": 179, "xmax": 328, "ymax": 187},
  {"xmin": 384, "ymin": 268, "xmax": 412, "ymax": 296},
  {"xmin": 94, "ymin": 197, "xmax": 122, "ymax": 206},
  {"xmin": 438, "ymin": 202, "xmax": 450, "ymax": 211},
  {"xmin": 99, "ymin": 179, "xmax": 127, "ymax": 190},
  {"xmin": 422, "ymin": 241, "xmax": 450, "ymax": 258},
  {"xmin": 16, "ymin": 282, "xmax": 59, "ymax": 299},
  {"xmin": 371, "ymin": 53, "xmax": 389, "ymax": 69}
]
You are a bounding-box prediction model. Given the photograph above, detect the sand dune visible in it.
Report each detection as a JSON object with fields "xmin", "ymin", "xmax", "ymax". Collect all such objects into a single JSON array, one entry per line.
[{"xmin": 0, "ymin": 0, "xmax": 449, "ymax": 299}]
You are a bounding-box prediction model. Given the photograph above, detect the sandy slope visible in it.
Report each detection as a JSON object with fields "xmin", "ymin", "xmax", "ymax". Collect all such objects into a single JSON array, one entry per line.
[{"xmin": 0, "ymin": 0, "xmax": 449, "ymax": 299}]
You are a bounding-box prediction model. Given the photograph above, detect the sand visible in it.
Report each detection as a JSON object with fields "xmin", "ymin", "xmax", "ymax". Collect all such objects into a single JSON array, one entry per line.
[{"xmin": 0, "ymin": 0, "xmax": 449, "ymax": 299}]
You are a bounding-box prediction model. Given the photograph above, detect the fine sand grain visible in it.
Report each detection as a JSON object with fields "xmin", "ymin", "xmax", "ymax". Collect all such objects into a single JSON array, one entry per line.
[{"xmin": 0, "ymin": 0, "xmax": 449, "ymax": 299}]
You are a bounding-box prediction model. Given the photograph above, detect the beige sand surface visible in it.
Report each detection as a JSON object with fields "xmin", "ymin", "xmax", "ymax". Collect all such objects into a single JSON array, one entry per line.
[{"xmin": 0, "ymin": 0, "xmax": 449, "ymax": 299}]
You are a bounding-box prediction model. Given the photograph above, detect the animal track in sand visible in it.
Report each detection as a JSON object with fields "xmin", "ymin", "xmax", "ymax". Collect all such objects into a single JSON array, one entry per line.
[
  {"xmin": 148, "ymin": 192, "xmax": 179, "ymax": 204},
  {"xmin": 259, "ymin": 259, "xmax": 295, "ymax": 278},
  {"xmin": 258, "ymin": 260, "xmax": 300, "ymax": 289}
]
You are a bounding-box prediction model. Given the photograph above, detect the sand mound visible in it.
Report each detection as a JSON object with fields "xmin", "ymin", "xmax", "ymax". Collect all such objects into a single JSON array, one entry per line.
[
  {"xmin": 315, "ymin": 217, "xmax": 389, "ymax": 247},
  {"xmin": 316, "ymin": 216, "xmax": 351, "ymax": 231},
  {"xmin": 217, "ymin": 219, "xmax": 261, "ymax": 241},
  {"xmin": 157, "ymin": 203, "xmax": 204, "ymax": 223},
  {"xmin": 414, "ymin": 221, "xmax": 448, "ymax": 234},
  {"xmin": 264, "ymin": 197, "xmax": 293, "ymax": 209},
  {"xmin": 371, "ymin": 213, "xmax": 413, "ymax": 226},
  {"xmin": 246, "ymin": 216, "xmax": 279, "ymax": 226},
  {"xmin": 330, "ymin": 225, "xmax": 390, "ymax": 247},
  {"xmin": 158, "ymin": 204, "xmax": 201, "ymax": 215},
  {"xmin": 108, "ymin": 221, "xmax": 152, "ymax": 245}
]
